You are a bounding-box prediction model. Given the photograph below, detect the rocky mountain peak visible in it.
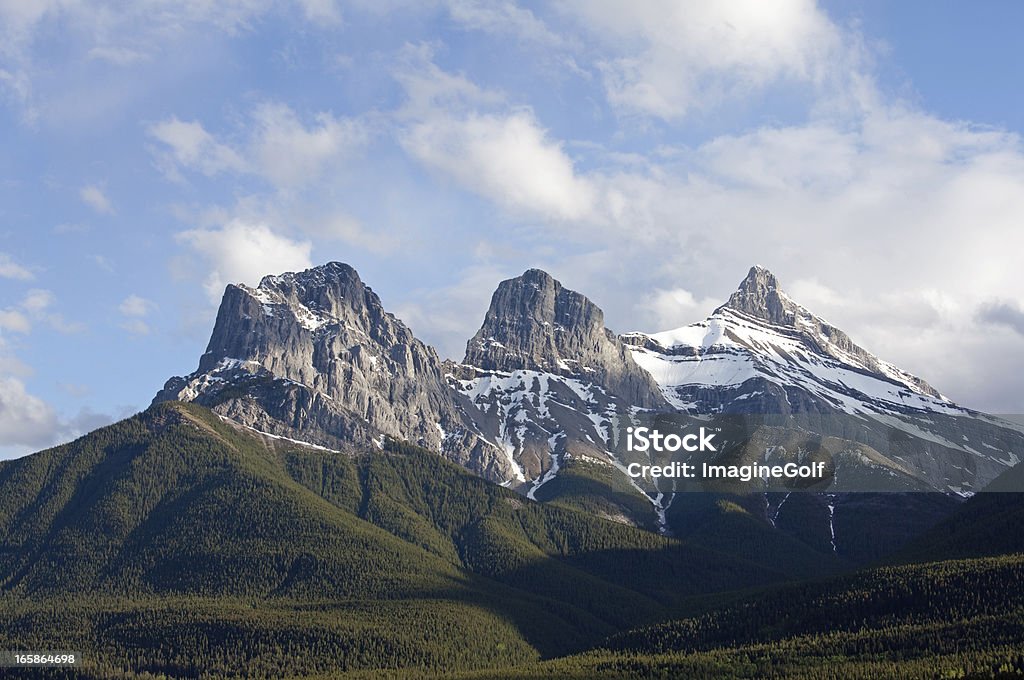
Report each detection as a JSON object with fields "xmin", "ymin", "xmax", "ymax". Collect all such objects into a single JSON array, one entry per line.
[
  {"xmin": 153, "ymin": 262, "xmax": 518, "ymax": 482},
  {"xmin": 718, "ymin": 265, "xmax": 800, "ymax": 326},
  {"xmin": 465, "ymin": 268, "xmax": 603, "ymax": 367},
  {"xmin": 648, "ymin": 265, "xmax": 944, "ymax": 401},
  {"xmin": 257, "ymin": 261, "xmax": 365, "ymax": 310},
  {"xmin": 195, "ymin": 261, "xmax": 398, "ymax": 375},
  {"xmin": 463, "ymin": 269, "xmax": 666, "ymax": 408}
]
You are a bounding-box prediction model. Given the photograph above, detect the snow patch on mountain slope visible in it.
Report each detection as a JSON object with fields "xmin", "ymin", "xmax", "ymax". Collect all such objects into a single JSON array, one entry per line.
[
  {"xmin": 527, "ymin": 432, "xmax": 564, "ymax": 500},
  {"xmin": 241, "ymin": 283, "xmax": 334, "ymax": 332},
  {"xmin": 455, "ymin": 368, "xmax": 625, "ymax": 493},
  {"xmin": 629, "ymin": 309, "xmax": 965, "ymax": 417}
]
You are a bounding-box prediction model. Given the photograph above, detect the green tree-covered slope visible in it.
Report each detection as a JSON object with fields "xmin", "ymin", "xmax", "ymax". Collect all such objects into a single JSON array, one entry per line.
[{"xmin": 0, "ymin": 402, "xmax": 820, "ymax": 678}]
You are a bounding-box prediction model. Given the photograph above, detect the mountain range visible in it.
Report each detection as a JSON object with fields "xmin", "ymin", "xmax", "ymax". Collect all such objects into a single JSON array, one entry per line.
[
  {"xmin": 2, "ymin": 261, "xmax": 1023, "ymax": 678},
  {"xmin": 154, "ymin": 262, "xmax": 1024, "ymax": 535}
]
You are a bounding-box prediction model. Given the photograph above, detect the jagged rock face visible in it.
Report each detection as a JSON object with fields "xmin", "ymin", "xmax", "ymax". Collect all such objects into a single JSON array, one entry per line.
[
  {"xmin": 154, "ymin": 262, "xmax": 515, "ymax": 482},
  {"xmin": 454, "ymin": 270, "xmax": 669, "ymax": 521},
  {"xmin": 719, "ymin": 265, "xmax": 796, "ymax": 327},
  {"xmin": 464, "ymin": 269, "xmax": 665, "ymax": 409},
  {"xmin": 720, "ymin": 266, "xmax": 941, "ymax": 398}
]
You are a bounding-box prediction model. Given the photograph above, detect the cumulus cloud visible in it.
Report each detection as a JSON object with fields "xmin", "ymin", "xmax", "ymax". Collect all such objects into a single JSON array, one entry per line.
[
  {"xmin": 176, "ymin": 220, "xmax": 314, "ymax": 302},
  {"xmin": 977, "ymin": 301, "xmax": 1024, "ymax": 336},
  {"xmin": 0, "ymin": 367, "xmax": 116, "ymax": 458},
  {"xmin": 248, "ymin": 103, "xmax": 367, "ymax": 188},
  {"xmin": 0, "ymin": 289, "xmax": 80, "ymax": 335},
  {"xmin": 148, "ymin": 117, "xmax": 246, "ymax": 178},
  {"xmin": 0, "ymin": 309, "xmax": 111, "ymax": 457},
  {"xmin": 118, "ymin": 294, "xmax": 157, "ymax": 335},
  {"xmin": 0, "ymin": 310, "xmax": 30, "ymax": 333},
  {"xmin": 79, "ymin": 184, "xmax": 113, "ymax": 214},
  {"xmin": 297, "ymin": 0, "xmax": 343, "ymax": 25},
  {"xmin": 563, "ymin": 0, "xmax": 846, "ymax": 119},
  {"xmin": 403, "ymin": 110, "xmax": 597, "ymax": 221},
  {"xmin": 444, "ymin": 0, "xmax": 565, "ymax": 47},
  {"xmin": 0, "ymin": 374, "xmax": 60, "ymax": 450},
  {"xmin": 0, "ymin": 252, "xmax": 33, "ymax": 280},
  {"xmin": 640, "ymin": 288, "xmax": 722, "ymax": 332},
  {"xmin": 8, "ymin": 1, "xmax": 1021, "ymax": 417},
  {"xmin": 148, "ymin": 102, "xmax": 366, "ymax": 189},
  {"xmin": 21, "ymin": 288, "xmax": 55, "ymax": 313},
  {"xmin": 0, "ymin": 328, "xmax": 79, "ymax": 456},
  {"xmin": 396, "ymin": 54, "xmax": 596, "ymax": 222},
  {"xmin": 118, "ymin": 294, "xmax": 156, "ymax": 317}
]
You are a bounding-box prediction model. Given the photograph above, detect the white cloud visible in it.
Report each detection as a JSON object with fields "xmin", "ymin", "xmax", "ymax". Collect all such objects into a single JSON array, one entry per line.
[
  {"xmin": 176, "ymin": 220, "xmax": 314, "ymax": 302},
  {"xmin": 389, "ymin": 60, "xmax": 1024, "ymax": 411},
  {"xmin": 978, "ymin": 301, "xmax": 1024, "ymax": 336},
  {"xmin": 297, "ymin": 0, "xmax": 343, "ymax": 25},
  {"xmin": 0, "ymin": 374, "xmax": 60, "ymax": 450},
  {"xmin": 382, "ymin": 26, "xmax": 1024, "ymax": 412},
  {"xmin": 641, "ymin": 287, "xmax": 721, "ymax": 332},
  {"xmin": 79, "ymin": 184, "xmax": 113, "ymax": 214},
  {"xmin": 148, "ymin": 103, "xmax": 366, "ymax": 189},
  {"xmin": 0, "ymin": 309, "xmax": 110, "ymax": 457},
  {"xmin": 148, "ymin": 117, "xmax": 246, "ymax": 178},
  {"xmin": 0, "ymin": 333, "xmax": 116, "ymax": 456},
  {"xmin": 0, "ymin": 310, "xmax": 30, "ymax": 333},
  {"xmin": 21, "ymin": 288, "xmax": 54, "ymax": 313},
  {"xmin": 395, "ymin": 55, "xmax": 596, "ymax": 222},
  {"xmin": 563, "ymin": 0, "xmax": 846, "ymax": 119},
  {"xmin": 394, "ymin": 44, "xmax": 505, "ymax": 112},
  {"xmin": 403, "ymin": 109, "xmax": 597, "ymax": 221},
  {"xmin": 248, "ymin": 102, "xmax": 367, "ymax": 188},
  {"xmin": 118, "ymin": 294, "xmax": 156, "ymax": 335},
  {"xmin": 119, "ymin": 294, "xmax": 156, "ymax": 317},
  {"xmin": 558, "ymin": 107, "xmax": 1024, "ymax": 411},
  {"xmin": 444, "ymin": 0, "xmax": 564, "ymax": 47},
  {"xmin": 6, "ymin": 288, "xmax": 85, "ymax": 335},
  {"xmin": 0, "ymin": 0, "xmax": 348, "ymax": 121},
  {"xmin": 0, "ymin": 252, "xmax": 33, "ymax": 280}
]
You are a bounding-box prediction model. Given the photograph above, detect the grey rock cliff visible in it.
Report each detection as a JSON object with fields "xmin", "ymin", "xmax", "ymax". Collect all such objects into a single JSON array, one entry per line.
[
  {"xmin": 464, "ymin": 268, "xmax": 666, "ymax": 408},
  {"xmin": 453, "ymin": 269, "xmax": 670, "ymax": 519},
  {"xmin": 154, "ymin": 262, "xmax": 514, "ymax": 482}
]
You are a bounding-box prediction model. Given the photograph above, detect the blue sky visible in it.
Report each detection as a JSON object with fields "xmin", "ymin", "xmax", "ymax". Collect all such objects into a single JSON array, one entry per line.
[{"xmin": 2, "ymin": 1, "xmax": 1024, "ymax": 458}]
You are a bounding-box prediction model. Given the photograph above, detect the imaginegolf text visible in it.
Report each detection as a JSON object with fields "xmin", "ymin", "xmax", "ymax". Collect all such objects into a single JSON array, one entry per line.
[{"xmin": 625, "ymin": 460, "xmax": 828, "ymax": 483}]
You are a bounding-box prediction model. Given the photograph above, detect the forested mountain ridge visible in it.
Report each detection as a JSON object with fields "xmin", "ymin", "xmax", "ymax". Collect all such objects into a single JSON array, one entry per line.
[{"xmin": 0, "ymin": 401, "xmax": 836, "ymax": 678}]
